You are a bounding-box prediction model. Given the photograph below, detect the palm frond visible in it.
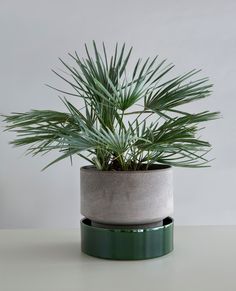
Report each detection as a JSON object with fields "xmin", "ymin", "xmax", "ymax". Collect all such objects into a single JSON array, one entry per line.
[{"xmin": 2, "ymin": 42, "xmax": 220, "ymax": 170}]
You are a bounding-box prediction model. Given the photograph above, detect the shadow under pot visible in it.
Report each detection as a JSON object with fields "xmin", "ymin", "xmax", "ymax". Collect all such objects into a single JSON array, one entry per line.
[{"xmin": 80, "ymin": 165, "xmax": 173, "ymax": 227}]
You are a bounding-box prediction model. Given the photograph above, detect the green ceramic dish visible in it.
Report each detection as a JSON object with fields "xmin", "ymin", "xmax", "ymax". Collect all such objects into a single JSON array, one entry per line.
[{"xmin": 81, "ymin": 217, "xmax": 174, "ymax": 260}]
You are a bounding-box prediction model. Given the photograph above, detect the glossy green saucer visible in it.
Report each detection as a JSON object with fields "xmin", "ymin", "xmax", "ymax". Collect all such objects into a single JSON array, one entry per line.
[{"xmin": 81, "ymin": 217, "xmax": 174, "ymax": 260}]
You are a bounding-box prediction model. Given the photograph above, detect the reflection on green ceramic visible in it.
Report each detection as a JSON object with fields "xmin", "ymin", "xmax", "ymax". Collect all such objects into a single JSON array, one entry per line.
[{"xmin": 81, "ymin": 217, "xmax": 174, "ymax": 260}]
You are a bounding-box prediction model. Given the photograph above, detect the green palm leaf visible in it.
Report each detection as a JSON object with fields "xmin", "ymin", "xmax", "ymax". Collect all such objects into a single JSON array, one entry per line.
[{"xmin": 2, "ymin": 42, "xmax": 220, "ymax": 170}]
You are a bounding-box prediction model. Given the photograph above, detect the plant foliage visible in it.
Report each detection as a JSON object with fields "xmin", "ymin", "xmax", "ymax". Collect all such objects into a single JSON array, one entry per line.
[{"xmin": 3, "ymin": 42, "xmax": 220, "ymax": 170}]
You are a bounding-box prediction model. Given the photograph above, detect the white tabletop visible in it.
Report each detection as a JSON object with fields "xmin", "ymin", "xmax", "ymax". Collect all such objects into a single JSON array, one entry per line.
[{"xmin": 0, "ymin": 226, "xmax": 235, "ymax": 291}]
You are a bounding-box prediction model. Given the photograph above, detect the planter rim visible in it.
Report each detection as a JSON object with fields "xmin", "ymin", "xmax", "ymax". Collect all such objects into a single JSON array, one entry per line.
[
  {"xmin": 80, "ymin": 164, "xmax": 171, "ymax": 174},
  {"xmin": 81, "ymin": 217, "xmax": 173, "ymax": 233}
]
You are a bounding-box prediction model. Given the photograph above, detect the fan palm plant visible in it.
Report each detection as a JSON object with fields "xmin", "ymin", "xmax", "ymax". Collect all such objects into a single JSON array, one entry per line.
[{"xmin": 3, "ymin": 42, "xmax": 220, "ymax": 171}]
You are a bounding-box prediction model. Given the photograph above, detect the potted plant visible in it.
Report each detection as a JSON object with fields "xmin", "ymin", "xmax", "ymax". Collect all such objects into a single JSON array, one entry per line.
[{"xmin": 3, "ymin": 42, "xmax": 219, "ymax": 260}]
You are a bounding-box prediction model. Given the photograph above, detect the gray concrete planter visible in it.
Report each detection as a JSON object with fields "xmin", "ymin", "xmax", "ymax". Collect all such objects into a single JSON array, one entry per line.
[{"xmin": 80, "ymin": 165, "xmax": 173, "ymax": 225}]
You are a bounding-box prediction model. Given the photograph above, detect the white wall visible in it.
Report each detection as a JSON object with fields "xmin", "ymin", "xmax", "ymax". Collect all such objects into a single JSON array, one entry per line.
[{"xmin": 0, "ymin": 0, "xmax": 235, "ymax": 228}]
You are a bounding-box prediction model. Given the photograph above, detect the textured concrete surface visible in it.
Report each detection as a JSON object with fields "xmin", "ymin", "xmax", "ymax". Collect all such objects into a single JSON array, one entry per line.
[{"xmin": 80, "ymin": 166, "xmax": 173, "ymax": 224}]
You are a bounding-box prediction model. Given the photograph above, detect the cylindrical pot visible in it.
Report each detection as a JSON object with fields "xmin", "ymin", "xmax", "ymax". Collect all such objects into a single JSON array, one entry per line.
[{"xmin": 80, "ymin": 165, "xmax": 173, "ymax": 225}]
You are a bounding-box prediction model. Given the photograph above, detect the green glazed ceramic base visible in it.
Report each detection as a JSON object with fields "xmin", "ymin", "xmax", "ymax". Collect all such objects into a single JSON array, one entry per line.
[{"xmin": 81, "ymin": 217, "xmax": 174, "ymax": 260}]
